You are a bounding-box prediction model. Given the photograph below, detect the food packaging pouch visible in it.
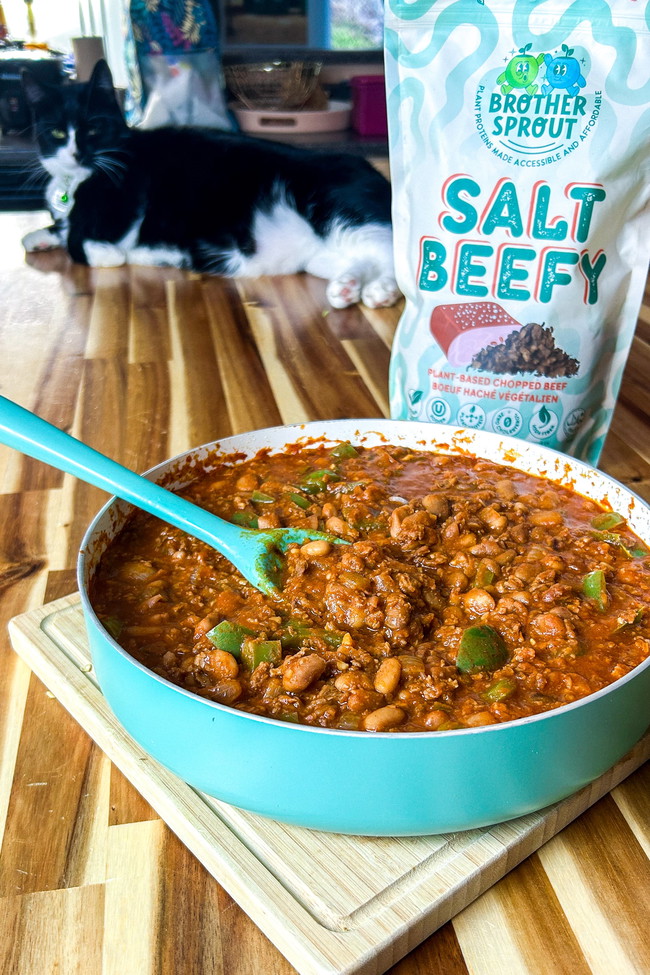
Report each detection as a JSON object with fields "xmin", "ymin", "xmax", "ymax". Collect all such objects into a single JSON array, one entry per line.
[{"xmin": 385, "ymin": 0, "xmax": 650, "ymax": 463}]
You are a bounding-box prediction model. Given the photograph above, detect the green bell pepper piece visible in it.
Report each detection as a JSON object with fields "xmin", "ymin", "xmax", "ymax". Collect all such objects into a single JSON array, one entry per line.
[
  {"xmin": 582, "ymin": 569, "xmax": 607, "ymax": 610},
  {"xmin": 456, "ymin": 625, "xmax": 508, "ymax": 673},
  {"xmin": 102, "ymin": 616, "xmax": 123, "ymax": 640},
  {"xmin": 241, "ymin": 638, "xmax": 282, "ymax": 670},
  {"xmin": 280, "ymin": 618, "xmax": 345, "ymax": 649},
  {"xmin": 299, "ymin": 469, "xmax": 341, "ymax": 493},
  {"xmin": 288, "ymin": 491, "xmax": 311, "ymax": 510},
  {"xmin": 206, "ymin": 620, "xmax": 254, "ymax": 659},
  {"xmin": 474, "ymin": 564, "xmax": 495, "ymax": 588},
  {"xmin": 482, "ymin": 677, "xmax": 517, "ymax": 703},
  {"xmin": 591, "ymin": 511, "xmax": 625, "ymax": 531},
  {"xmin": 590, "ymin": 531, "xmax": 647, "ymax": 560},
  {"xmin": 330, "ymin": 442, "xmax": 359, "ymax": 459},
  {"xmin": 231, "ymin": 510, "xmax": 259, "ymax": 529},
  {"xmin": 251, "ymin": 490, "xmax": 274, "ymax": 503}
]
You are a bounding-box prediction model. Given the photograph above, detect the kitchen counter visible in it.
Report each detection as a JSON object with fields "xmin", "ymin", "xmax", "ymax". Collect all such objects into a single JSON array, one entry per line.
[{"xmin": 0, "ymin": 211, "xmax": 648, "ymax": 974}]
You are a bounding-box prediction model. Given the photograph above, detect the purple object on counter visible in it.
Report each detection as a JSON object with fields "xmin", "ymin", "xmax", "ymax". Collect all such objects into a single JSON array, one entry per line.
[{"xmin": 351, "ymin": 75, "xmax": 388, "ymax": 137}]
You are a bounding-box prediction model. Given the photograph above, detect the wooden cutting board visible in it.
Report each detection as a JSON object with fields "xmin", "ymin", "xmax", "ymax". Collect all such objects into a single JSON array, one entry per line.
[{"xmin": 8, "ymin": 594, "xmax": 650, "ymax": 975}]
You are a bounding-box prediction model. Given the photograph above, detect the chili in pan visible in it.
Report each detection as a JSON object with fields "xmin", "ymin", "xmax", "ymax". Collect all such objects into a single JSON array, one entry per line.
[{"xmin": 90, "ymin": 442, "xmax": 650, "ymax": 733}]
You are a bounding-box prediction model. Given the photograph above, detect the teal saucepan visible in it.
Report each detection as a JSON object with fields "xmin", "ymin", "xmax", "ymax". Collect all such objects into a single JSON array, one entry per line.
[{"xmin": 78, "ymin": 419, "xmax": 650, "ymax": 836}]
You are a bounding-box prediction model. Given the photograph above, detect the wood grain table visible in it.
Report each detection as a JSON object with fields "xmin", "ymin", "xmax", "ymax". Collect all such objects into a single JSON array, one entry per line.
[{"xmin": 0, "ymin": 210, "xmax": 648, "ymax": 975}]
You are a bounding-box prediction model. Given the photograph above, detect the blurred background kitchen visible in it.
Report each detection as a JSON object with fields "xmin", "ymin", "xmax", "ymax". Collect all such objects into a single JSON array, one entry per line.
[{"xmin": 0, "ymin": 0, "xmax": 391, "ymax": 209}]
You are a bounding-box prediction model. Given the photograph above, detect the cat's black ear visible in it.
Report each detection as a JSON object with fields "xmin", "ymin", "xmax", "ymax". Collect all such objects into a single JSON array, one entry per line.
[
  {"xmin": 21, "ymin": 69, "xmax": 47, "ymax": 107},
  {"xmin": 86, "ymin": 58, "xmax": 124, "ymax": 120},
  {"xmin": 88, "ymin": 59, "xmax": 115, "ymax": 95}
]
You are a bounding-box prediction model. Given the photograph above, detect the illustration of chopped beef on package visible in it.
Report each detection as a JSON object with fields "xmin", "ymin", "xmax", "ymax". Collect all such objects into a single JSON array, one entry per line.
[
  {"xmin": 429, "ymin": 301, "xmax": 524, "ymax": 366},
  {"xmin": 470, "ymin": 322, "xmax": 579, "ymax": 378}
]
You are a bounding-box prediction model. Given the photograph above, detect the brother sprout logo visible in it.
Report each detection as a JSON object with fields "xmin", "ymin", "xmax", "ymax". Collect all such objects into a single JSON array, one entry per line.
[{"xmin": 475, "ymin": 44, "xmax": 602, "ymax": 167}]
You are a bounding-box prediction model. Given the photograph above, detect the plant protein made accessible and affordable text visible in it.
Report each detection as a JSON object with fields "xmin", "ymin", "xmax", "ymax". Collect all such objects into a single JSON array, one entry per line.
[{"xmin": 385, "ymin": 0, "xmax": 650, "ymax": 462}]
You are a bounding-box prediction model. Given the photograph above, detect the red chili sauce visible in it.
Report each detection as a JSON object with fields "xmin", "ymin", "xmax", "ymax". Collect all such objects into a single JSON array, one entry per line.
[{"xmin": 89, "ymin": 442, "xmax": 650, "ymax": 732}]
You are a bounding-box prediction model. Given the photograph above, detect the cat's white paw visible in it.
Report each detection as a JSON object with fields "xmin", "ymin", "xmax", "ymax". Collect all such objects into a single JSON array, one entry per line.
[
  {"xmin": 326, "ymin": 274, "xmax": 362, "ymax": 309},
  {"xmin": 22, "ymin": 228, "xmax": 62, "ymax": 252},
  {"xmin": 361, "ymin": 276, "xmax": 401, "ymax": 309},
  {"xmin": 83, "ymin": 241, "xmax": 126, "ymax": 267}
]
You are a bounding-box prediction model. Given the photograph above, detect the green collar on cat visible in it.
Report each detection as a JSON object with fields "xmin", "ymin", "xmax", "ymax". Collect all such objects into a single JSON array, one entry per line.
[{"xmin": 52, "ymin": 176, "xmax": 74, "ymax": 214}]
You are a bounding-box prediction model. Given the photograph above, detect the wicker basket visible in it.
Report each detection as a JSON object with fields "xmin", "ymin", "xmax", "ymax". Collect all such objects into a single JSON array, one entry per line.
[{"xmin": 225, "ymin": 61, "xmax": 322, "ymax": 112}]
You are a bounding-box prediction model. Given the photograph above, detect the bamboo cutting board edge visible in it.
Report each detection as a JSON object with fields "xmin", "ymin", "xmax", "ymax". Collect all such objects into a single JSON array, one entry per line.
[{"xmin": 7, "ymin": 594, "xmax": 650, "ymax": 975}]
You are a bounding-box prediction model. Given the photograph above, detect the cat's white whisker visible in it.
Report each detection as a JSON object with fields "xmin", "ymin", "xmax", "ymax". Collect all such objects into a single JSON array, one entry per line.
[
  {"xmin": 21, "ymin": 159, "xmax": 49, "ymax": 190},
  {"xmin": 94, "ymin": 154, "xmax": 127, "ymax": 186}
]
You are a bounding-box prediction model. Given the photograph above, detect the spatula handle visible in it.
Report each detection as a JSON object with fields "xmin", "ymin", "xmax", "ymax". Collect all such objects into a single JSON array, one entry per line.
[{"xmin": 0, "ymin": 395, "xmax": 248, "ymax": 558}]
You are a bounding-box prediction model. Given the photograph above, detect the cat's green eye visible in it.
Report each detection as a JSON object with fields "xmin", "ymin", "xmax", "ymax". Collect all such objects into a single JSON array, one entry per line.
[
  {"xmin": 87, "ymin": 127, "xmax": 98, "ymax": 137},
  {"xmin": 51, "ymin": 128, "xmax": 66, "ymax": 139}
]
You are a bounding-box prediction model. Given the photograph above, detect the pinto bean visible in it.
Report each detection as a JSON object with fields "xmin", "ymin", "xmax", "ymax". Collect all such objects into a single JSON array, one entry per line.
[
  {"xmin": 325, "ymin": 516, "xmax": 358, "ymax": 540},
  {"xmin": 529, "ymin": 612, "xmax": 569, "ymax": 641},
  {"xmin": 465, "ymin": 711, "xmax": 497, "ymax": 726},
  {"xmin": 202, "ymin": 648, "xmax": 240, "ymax": 680},
  {"xmin": 334, "ymin": 670, "xmax": 373, "ymax": 692},
  {"xmin": 461, "ymin": 588, "xmax": 496, "ymax": 616},
  {"xmin": 510, "ymin": 562, "xmax": 542, "ymax": 584},
  {"xmin": 441, "ymin": 520, "xmax": 460, "ymax": 543},
  {"xmin": 449, "ymin": 551, "xmax": 474, "ymax": 573},
  {"xmin": 444, "ymin": 568, "xmax": 470, "ymax": 592},
  {"xmin": 495, "ymin": 479, "xmax": 516, "ymax": 501},
  {"xmin": 348, "ymin": 688, "xmax": 384, "ymax": 713},
  {"xmin": 362, "ymin": 705, "xmax": 406, "ymax": 732},
  {"xmin": 470, "ymin": 539, "xmax": 505, "ymax": 557},
  {"xmin": 479, "ymin": 507, "xmax": 508, "ymax": 534},
  {"xmin": 235, "ymin": 472, "xmax": 259, "ymax": 491},
  {"xmin": 94, "ymin": 439, "xmax": 650, "ymax": 738},
  {"xmin": 300, "ymin": 539, "xmax": 332, "ymax": 558},
  {"xmin": 282, "ymin": 653, "xmax": 326, "ymax": 692},
  {"xmin": 374, "ymin": 657, "xmax": 402, "ymax": 695},
  {"xmin": 496, "ymin": 548, "xmax": 516, "ymax": 565},
  {"xmin": 339, "ymin": 570, "xmax": 370, "ymax": 591},
  {"xmin": 509, "ymin": 523, "xmax": 529, "ymax": 545},
  {"xmin": 422, "ymin": 709, "xmax": 449, "ymax": 730},
  {"xmin": 459, "ymin": 532, "xmax": 478, "ymax": 549},
  {"xmin": 422, "ymin": 494, "xmax": 450, "ymax": 518},
  {"xmin": 398, "ymin": 654, "xmax": 426, "ymax": 676},
  {"xmin": 529, "ymin": 509, "xmax": 564, "ymax": 527},
  {"xmin": 118, "ymin": 560, "xmax": 157, "ymax": 582}
]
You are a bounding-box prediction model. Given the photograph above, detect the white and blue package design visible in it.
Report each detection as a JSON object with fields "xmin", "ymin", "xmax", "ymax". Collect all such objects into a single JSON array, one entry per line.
[{"xmin": 385, "ymin": 0, "xmax": 650, "ymax": 463}]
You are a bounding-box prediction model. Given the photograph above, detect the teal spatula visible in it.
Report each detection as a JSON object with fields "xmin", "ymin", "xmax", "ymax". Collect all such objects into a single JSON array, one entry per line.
[{"xmin": 0, "ymin": 395, "xmax": 342, "ymax": 595}]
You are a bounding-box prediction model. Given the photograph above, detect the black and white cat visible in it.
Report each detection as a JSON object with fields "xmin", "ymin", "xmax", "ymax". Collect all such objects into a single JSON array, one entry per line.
[{"xmin": 21, "ymin": 60, "xmax": 399, "ymax": 309}]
